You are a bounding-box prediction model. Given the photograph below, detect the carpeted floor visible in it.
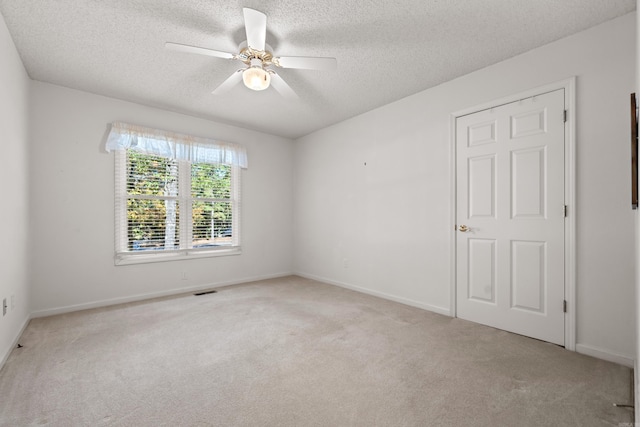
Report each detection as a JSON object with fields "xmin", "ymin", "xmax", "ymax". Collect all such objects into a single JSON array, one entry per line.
[{"xmin": 0, "ymin": 276, "xmax": 633, "ymax": 426}]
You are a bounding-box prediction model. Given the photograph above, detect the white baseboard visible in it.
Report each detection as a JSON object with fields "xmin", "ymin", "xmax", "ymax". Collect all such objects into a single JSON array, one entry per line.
[
  {"xmin": 294, "ymin": 272, "xmax": 451, "ymax": 317},
  {"xmin": 575, "ymin": 343, "xmax": 634, "ymax": 368},
  {"xmin": 30, "ymin": 272, "xmax": 293, "ymax": 319},
  {"xmin": 0, "ymin": 314, "xmax": 31, "ymax": 372}
]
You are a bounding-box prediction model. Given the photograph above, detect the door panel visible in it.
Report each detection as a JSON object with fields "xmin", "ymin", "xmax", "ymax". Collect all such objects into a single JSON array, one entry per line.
[
  {"xmin": 511, "ymin": 108, "xmax": 547, "ymax": 139},
  {"xmin": 468, "ymin": 155, "xmax": 496, "ymax": 218},
  {"xmin": 511, "ymin": 147, "xmax": 546, "ymax": 218},
  {"xmin": 468, "ymin": 120, "xmax": 498, "ymax": 146},
  {"xmin": 468, "ymin": 238, "xmax": 496, "ymax": 303},
  {"xmin": 456, "ymin": 89, "xmax": 565, "ymax": 346},
  {"xmin": 510, "ymin": 240, "xmax": 545, "ymax": 312}
]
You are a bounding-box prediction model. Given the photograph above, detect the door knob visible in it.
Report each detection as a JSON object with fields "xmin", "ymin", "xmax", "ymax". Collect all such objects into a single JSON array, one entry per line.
[{"xmin": 458, "ymin": 225, "xmax": 469, "ymax": 232}]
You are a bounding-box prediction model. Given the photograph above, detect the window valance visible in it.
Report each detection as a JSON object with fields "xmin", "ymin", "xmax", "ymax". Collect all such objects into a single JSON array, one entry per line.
[{"xmin": 105, "ymin": 122, "xmax": 248, "ymax": 169}]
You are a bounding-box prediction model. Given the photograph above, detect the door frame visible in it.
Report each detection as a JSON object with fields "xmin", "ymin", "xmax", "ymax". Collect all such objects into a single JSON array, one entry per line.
[{"xmin": 449, "ymin": 77, "xmax": 576, "ymax": 350}]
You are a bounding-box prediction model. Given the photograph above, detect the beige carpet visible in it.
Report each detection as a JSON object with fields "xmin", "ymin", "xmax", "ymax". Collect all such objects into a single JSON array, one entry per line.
[{"xmin": 0, "ymin": 276, "xmax": 633, "ymax": 426}]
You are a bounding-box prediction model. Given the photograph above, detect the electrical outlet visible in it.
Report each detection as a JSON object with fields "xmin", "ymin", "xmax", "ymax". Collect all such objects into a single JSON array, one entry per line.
[{"xmin": 2, "ymin": 298, "xmax": 6, "ymax": 316}]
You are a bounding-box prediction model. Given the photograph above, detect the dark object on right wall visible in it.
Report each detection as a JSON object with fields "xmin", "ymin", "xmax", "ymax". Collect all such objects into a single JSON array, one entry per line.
[{"xmin": 631, "ymin": 92, "xmax": 638, "ymax": 209}]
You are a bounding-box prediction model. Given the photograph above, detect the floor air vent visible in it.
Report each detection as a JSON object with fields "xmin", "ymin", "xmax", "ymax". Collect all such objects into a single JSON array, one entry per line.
[{"xmin": 194, "ymin": 290, "xmax": 218, "ymax": 296}]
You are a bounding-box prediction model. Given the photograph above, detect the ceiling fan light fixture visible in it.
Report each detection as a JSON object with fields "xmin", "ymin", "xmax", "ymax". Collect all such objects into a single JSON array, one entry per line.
[{"xmin": 242, "ymin": 59, "xmax": 271, "ymax": 91}]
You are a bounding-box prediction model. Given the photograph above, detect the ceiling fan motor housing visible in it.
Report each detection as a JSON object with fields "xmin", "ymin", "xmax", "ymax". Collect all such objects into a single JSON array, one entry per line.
[{"xmin": 239, "ymin": 44, "xmax": 274, "ymax": 67}]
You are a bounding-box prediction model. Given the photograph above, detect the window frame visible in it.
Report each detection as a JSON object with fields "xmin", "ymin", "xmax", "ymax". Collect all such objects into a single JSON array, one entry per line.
[{"xmin": 114, "ymin": 149, "xmax": 241, "ymax": 265}]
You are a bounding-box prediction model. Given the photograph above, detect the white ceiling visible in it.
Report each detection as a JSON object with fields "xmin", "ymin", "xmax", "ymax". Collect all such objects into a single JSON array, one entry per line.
[{"xmin": 0, "ymin": 1, "xmax": 635, "ymax": 139}]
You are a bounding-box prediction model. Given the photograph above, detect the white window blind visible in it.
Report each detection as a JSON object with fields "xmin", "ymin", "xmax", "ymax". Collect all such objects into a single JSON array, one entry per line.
[{"xmin": 106, "ymin": 122, "xmax": 245, "ymax": 264}]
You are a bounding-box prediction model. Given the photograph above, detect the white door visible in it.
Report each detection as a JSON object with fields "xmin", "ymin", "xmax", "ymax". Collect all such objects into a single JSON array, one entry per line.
[{"xmin": 456, "ymin": 89, "xmax": 565, "ymax": 346}]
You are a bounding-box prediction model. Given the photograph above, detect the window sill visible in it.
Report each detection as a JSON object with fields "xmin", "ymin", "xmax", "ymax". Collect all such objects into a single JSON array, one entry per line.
[{"xmin": 115, "ymin": 247, "xmax": 241, "ymax": 266}]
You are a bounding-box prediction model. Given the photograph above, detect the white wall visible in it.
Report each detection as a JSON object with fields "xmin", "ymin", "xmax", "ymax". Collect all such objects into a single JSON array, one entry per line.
[
  {"xmin": 294, "ymin": 13, "xmax": 637, "ymax": 363},
  {"xmin": 0, "ymin": 11, "xmax": 30, "ymax": 364},
  {"xmin": 29, "ymin": 82, "xmax": 294, "ymax": 315}
]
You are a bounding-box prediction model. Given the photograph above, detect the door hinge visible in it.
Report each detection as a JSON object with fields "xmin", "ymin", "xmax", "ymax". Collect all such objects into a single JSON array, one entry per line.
[
  {"xmin": 563, "ymin": 205, "xmax": 568, "ymax": 217},
  {"xmin": 563, "ymin": 300, "xmax": 567, "ymax": 313},
  {"xmin": 563, "ymin": 110, "xmax": 567, "ymax": 123}
]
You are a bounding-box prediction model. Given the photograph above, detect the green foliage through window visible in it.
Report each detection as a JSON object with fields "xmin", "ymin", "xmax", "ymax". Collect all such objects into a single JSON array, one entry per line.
[{"xmin": 124, "ymin": 150, "xmax": 235, "ymax": 252}]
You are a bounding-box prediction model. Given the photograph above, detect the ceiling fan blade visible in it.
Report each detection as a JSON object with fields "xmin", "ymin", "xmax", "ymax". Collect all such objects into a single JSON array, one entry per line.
[
  {"xmin": 275, "ymin": 56, "xmax": 337, "ymax": 71},
  {"xmin": 269, "ymin": 73, "xmax": 298, "ymax": 100},
  {"xmin": 212, "ymin": 70, "xmax": 243, "ymax": 95},
  {"xmin": 243, "ymin": 8, "xmax": 267, "ymax": 51},
  {"xmin": 165, "ymin": 42, "xmax": 235, "ymax": 60}
]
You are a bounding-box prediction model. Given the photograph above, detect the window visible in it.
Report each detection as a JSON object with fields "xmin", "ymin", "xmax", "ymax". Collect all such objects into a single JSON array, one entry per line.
[{"xmin": 105, "ymin": 122, "xmax": 247, "ymax": 265}]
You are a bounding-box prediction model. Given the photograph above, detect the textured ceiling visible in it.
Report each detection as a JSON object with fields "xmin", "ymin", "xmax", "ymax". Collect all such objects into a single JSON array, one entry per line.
[{"xmin": 0, "ymin": 0, "xmax": 635, "ymax": 139}]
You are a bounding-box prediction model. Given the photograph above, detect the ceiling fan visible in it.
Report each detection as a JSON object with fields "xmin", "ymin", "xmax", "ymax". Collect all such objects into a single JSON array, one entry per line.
[{"xmin": 166, "ymin": 7, "xmax": 337, "ymax": 99}]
